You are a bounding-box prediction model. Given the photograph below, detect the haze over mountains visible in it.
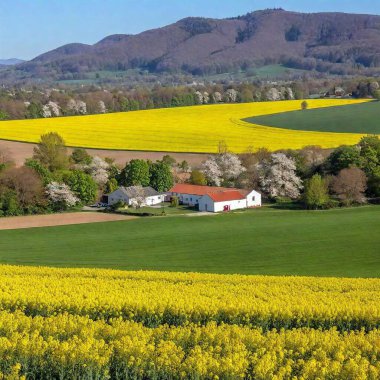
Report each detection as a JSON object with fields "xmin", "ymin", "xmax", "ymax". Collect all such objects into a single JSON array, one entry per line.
[
  {"xmin": 4, "ymin": 9, "xmax": 380, "ymax": 81},
  {"xmin": 0, "ymin": 59, "xmax": 25, "ymax": 66}
]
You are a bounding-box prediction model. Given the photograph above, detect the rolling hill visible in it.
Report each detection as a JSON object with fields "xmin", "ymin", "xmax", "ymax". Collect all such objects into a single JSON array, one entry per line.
[{"xmin": 4, "ymin": 9, "xmax": 380, "ymax": 80}]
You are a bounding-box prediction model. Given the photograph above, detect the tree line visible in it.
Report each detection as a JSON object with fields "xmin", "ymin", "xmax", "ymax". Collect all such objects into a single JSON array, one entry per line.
[{"xmin": 1, "ymin": 78, "xmax": 379, "ymax": 121}]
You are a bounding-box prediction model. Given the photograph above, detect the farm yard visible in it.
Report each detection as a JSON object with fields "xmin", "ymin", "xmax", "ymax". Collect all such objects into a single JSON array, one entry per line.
[{"xmin": 0, "ymin": 99, "xmax": 373, "ymax": 153}]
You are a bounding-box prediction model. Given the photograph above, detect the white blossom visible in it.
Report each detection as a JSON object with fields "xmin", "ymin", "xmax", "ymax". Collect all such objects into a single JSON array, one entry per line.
[
  {"xmin": 48, "ymin": 101, "xmax": 60, "ymax": 116},
  {"xmin": 46, "ymin": 182, "xmax": 79, "ymax": 207},
  {"xmin": 212, "ymin": 92, "xmax": 222, "ymax": 102},
  {"xmin": 42, "ymin": 101, "xmax": 60, "ymax": 118},
  {"xmin": 217, "ymin": 153, "xmax": 246, "ymax": 180},
  {"xmin": 202, "ymin": 158, "xmax": 222, "ymax": 186},
  {"xmin": 224, "ymin": 89, "xmax": 238, "ymax": 102},
  {"xmin": 202, "ymin": 153, "xmax": 245, "ymax": 186},
  {"xmin": 194, "ymin": 91, "xmax": 204, "ymax": 104},
  {"xmin": 76, "ymin": 100, "xmax": 87, "ymax": 114},
  {"xmin": 42, "ymin": 105, "xmax": 52, "ymax": 118},
  {"xmin": 257, "ymin": 153, "xmax": 303, "ymax": 199},
  {"xmin": 85, "ymin": 156, "xmax": 109, "ymax": 185},
  {"xmin": 266, "ymin": 88, "xmax": 281, "ymax": 101},
  {"xmin": 285, "ymin": 87, "xmax": 294, "ymax": 100},
  {"xmin": 67, "ymin": 99, "xmax": 87, "ymax": 114},
  {"xmin": 98, "ymin": 100, "xmax": 107, "ymax": 113}
]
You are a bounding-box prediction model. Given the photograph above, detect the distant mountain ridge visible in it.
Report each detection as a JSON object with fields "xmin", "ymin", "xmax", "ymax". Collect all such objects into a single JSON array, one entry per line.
[
  {"xmin": 0, "ymin": 58, "xmax": 25, "ymax": 66},
  {"xmin": 6, "ymin": 9, "xmax": 380, "ymax": 79}
]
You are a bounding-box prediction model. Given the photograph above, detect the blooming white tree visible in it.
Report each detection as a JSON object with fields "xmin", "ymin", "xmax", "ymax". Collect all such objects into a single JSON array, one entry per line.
[
  {"xmin": 257, "ymin": 153, "xmax": 303, "ymax": 199},
  {"xmin": 202, "ymin": 158, "xmax": 222, "ymax": 186},
  {"xmin": 218, "ymin": 153, "xmax": 246, "ymax": 180},
  {"xmin": 85, "ymin": 156, "xmax": 109, "ymax": 186},
  {"xmin": 42, "ymin": 101, "xmax": 60, "ymax": 118},
  {"xmin": 42, "ymin": 105, "xmax": 51, "ymax": 118},
  {"xmin": 266, "ymin": 88, "xmax": 281, "ymax": 101},
  {"xmin": 212, "ymin": 92, "xmax": 222, "ymax": 103},
  {"xmin": 194, "ymin": 91, "xmax": 204, "ymax": 104},
  {"xmin": 46, "ymin": 182, "xmax": 79, "ymax": 207},
  {"xmin": 224, "ymin": 89, "xmax": 238, "ymax": 102},
  {"xmin": 67, "ymin": 99, "xmax": 87, "ymax": 115},
  {"xmin": 98, "ymin": 100, "xmax": 107, "ymax": 113},
  {"xmin": 202, "ymin": 153, "xmax": 245, "ymax": 186}
]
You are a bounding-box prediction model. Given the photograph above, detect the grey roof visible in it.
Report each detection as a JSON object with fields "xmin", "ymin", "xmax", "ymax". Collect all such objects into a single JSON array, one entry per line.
[{"xmin": 120, "ymin": 186, "xmax": 160, "ymax": 198}]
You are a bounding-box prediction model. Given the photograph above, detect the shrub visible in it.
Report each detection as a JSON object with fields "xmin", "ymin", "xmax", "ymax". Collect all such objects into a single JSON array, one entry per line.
[{"xmin": 170, "ymin": 196, "xmax": 179, "ymax": 207}]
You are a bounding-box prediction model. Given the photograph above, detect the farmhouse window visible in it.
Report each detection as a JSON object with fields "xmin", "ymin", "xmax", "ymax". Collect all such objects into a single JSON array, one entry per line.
[{"xmin": 252, "ymin": 196, "xmax": 255, "ymax": 201}]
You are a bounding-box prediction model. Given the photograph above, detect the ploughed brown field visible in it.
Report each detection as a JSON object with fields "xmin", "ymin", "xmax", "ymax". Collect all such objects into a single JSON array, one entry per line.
[
  {"xmin": 0, "ymin": 140, "xmax": 208, "ymax": 167},
  {"xmin": 0, "ymin": 212, "xmax": 134, "ymax": 230}
]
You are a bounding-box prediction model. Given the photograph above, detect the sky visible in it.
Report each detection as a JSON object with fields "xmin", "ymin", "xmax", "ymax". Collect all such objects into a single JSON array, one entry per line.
[{"xmin": 1, "ymin": 0, "xmax": 380, "ymax": 60}]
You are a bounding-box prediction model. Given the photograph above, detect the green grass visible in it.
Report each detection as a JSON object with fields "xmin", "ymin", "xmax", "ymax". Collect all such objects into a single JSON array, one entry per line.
[
  {"xmin": 0, "ymin": 206, "xmax": 379, "ymax": 277},
  {"xmin": 244, "ymin": 100, "xmax": 380, "ymax": 134},
  {"xmin": 251, "ymin": 64, "xmax": 307, "ymax": 79},
  {"xmin": 119, "ymin": 203, "xmax": 197, "ymax": 216},
  {"xmin": 205, "ymin": 64, "xmax": 307, "ymax": 81}
]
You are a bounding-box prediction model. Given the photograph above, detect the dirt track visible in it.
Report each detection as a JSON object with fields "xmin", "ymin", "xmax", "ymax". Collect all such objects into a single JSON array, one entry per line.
[
  {"xmin": 0, "ymin": 140, "xmax": 208, "ymax": 167},
  {"xmin": 0, "ymin": 212, "xmax": 134, "ymax": 230}
]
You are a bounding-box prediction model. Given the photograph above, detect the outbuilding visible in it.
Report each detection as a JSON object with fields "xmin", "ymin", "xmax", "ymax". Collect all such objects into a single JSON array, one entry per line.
[
  {"xmin": 107, "ymin": 186, "xmax": 165, "ymax": 206},
  {"xmin": 168, "ymin": 184, "xmax": 261, "ymax": 212}
]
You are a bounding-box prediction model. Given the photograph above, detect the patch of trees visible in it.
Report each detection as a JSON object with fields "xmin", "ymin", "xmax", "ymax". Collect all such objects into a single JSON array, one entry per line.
[
  {"xmin": 0, "ymin": 133, "xmax": 119, "ymax": 216},
  {"xmin": 187, "ymin": 136, "xmax": 380, "ymax": 210},
  {"xmin": 285, "ymin": 25, "xmax": 301, "ymax": 42},
  {"xmin": 180, "ymin": 18, "xmax": 214, "ymax": 36},
  {"xmin": 118, "ymin": 159, "xmax": 174, "ymax": 192},
  {"xmin": 0, "ymin": 133, "xmax": 177, "ymax": 218}
]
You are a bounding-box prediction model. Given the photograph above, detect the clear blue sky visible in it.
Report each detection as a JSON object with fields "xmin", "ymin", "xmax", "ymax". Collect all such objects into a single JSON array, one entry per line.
[{"xmin": 1, "ymin": 0, "xmax": 380, "ymax": 60}]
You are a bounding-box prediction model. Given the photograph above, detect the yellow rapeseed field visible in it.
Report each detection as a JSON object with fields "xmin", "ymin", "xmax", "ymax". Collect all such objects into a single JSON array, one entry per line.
[
  {"xmin": 0, "ymin": 99, "xmax": 373, "ymax": 153},
  {"xmin": 0, "ymin": 265, "xmax": 379, "ymax": 379},
  {"xmin": 1, "ymin": 265, "xmax": 380, "ymax": 330}
]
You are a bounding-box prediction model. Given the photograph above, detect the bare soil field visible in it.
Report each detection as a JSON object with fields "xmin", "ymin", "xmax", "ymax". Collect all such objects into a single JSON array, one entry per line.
[
  {"xmin": 0, "ymin": 140, "xmax": 207, "ymax": 167},
  {"xmin": 0, "ymin": 212, "xmax": 134, "ymax": 230}
]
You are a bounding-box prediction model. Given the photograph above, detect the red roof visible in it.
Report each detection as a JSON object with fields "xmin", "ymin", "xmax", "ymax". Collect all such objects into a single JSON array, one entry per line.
[
  {"xmin": 207, "ymin": 190, "xmax": 246, "ymax": 202},
  {"xmin": 169, "ymin": 184, "xmax": 246, "ymax": 202},
  {"xmin": 170, "ymin": 184, "xmax": 240, "ymax": 196}
]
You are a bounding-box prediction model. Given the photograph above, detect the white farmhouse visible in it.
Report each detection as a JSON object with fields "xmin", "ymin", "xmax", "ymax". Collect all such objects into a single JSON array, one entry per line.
[
  {"xmin": 107, "ymin": 186, "xmax": 165, "ymax": 206},
  {"xmin": 168, "ymin": 184, "xmax": 261, "ymax": 212}
]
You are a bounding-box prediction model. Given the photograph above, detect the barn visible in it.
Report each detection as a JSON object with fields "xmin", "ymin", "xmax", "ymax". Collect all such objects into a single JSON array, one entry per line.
[
  {"xmin": 107, "ymin": 186, "xmax": 165, "ymax": 206},
  {"xmin": 168, "ymin": 184, "xmax": 261, "ymax": 212}
]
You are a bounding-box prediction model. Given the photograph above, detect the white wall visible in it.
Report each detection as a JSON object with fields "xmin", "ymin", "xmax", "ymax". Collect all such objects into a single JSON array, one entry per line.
[
  {"xmin": 145, "ymin": 194, "xmax": 165, "ymax": 205},
  {"xmin": 213, "ymin": 198, "xmax": 248, "ymax": 212},
  {"xmin": 245, "ymin": 190, "xmax": 262, "ymax": 207},
  {"xmin": 108, "ymin": 190, "xmax": 165, "ymax": 206},
  {"xmin": 198, "ymin": 190, "xmax": 262, "ymax": 213},
  {"xmin": 170, "ymin": 192, "xmax": 202, "ymax": 207},
  {"xmin": 199, "ymin": 196, "xmax": 247, "ymax": 213}
]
